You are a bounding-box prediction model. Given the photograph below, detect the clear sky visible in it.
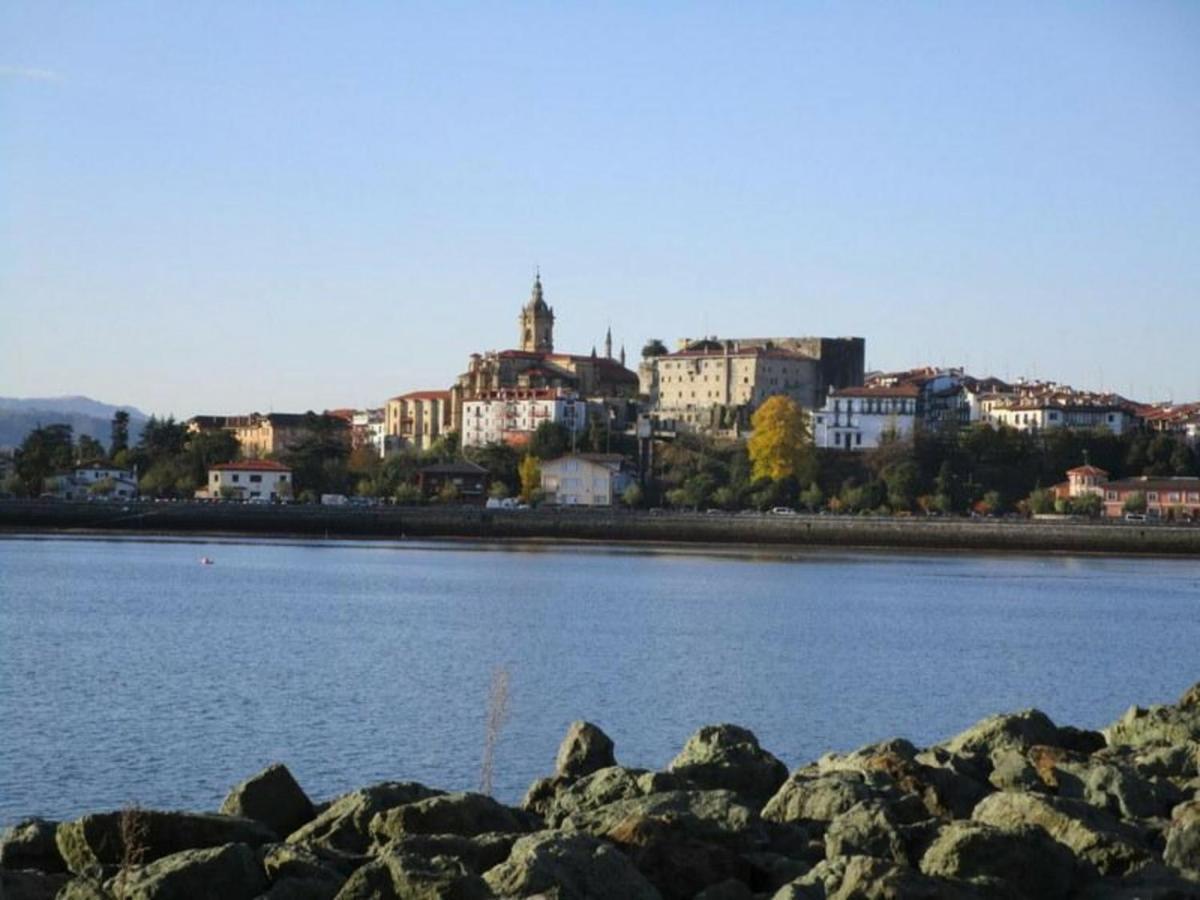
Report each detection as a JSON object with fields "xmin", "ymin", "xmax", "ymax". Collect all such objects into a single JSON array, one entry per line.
[{"xmin": 2, "ymin": 2, "xmax": 1197, "ymax": 416}]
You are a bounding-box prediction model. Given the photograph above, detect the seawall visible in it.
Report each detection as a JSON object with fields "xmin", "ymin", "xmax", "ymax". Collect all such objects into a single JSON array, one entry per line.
[{"xmin": 1, "ymin": 500, "xmax": 1198, "ymax": 555}]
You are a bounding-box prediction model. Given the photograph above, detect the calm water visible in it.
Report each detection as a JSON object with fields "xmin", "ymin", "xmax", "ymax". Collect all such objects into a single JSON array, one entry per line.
[{"xmin": 1, "ymin": 535, "xmax": 1198, "ymax": 826}]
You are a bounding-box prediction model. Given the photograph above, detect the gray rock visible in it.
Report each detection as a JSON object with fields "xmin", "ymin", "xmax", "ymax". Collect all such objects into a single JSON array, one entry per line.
[
  {"xmin": 519, "ymin": 773, "xmax": 572, "ymax": 819},
  {"xmin": 54, "ymin": 809, "xmax": 275, "ymax": 876},
  {"xmin": 333, "ymin": 850, "xmax": 490, "ymax": 900},
  {"xmin": 0, "ymin": 817, "xmax": 66, "ymax": 873},
  {"xmin": 1163, "ymin": 798, "xmax": 1200, "ymax": 877},
  {"xmin": 1073, "ymin": 861, "xmax": 1200, "ymax": 899},
  {"xmin": 694, "ymin": 878, "xmax": 754, "ymax": 900},
  {"xmin": 0, "ymin": 869, "xmax": 69, "ymax": 900},
  {"xmin": 369, "ymin": 792, "xmax": 531, "ymax": 843},
  {"xmin": 668, "ymin": 724, "xmax": 788, "ymax": 804},
  {"xmin": 919, "ymin": 819, "xmax": 1078, "ymax": 899},
  {"xmin": 220, "ymin": 763, "xmax": 315, "ymax": 840},
  {"xmin": 823, "ymin": 802, "xmax": 906, "ymax": 864},
  {"xmin": 379, "ymin": 832, "xmax": 517, "ymax": 874},
  {"xmin": 55, "ymin": 879, "xmax": 112, "ymax": 900},
  {"xmin": 562, "ymin": 789, "xmax": 762, "ymax": 849},
  {"xmin": 555, "ymin": 721, "xmax": 617, "ymax": 778},
  {"xmin": 259, "ymin": 842, "xmax": 346, "ymax": 898},
  {"xmin": 1131, "ymin": 743, "xmax": 1199, "ymax": 780},
  {"xmin": 774, "ymin": 854, "xmax": 972, "ymax": 900},
  {"xmin": 941, "ymin": 709, "xmax": 1061, "ymax": 757},
  {"xmin": 972, "ymin": 790, "xmax": 1149, "ymax": 877},
  {"xmin": 987, "ymin": 749, "xmax": 1046, "ymax": 793},
  {"xmin": 482, "ymin": 831, "xmax": 661, "ymax": 900},
  {"xmin": 1104, "ymin": 701, "xmax": 1200, "ymax": 749},
  {"xmin": 110, "ymin": 842, "xmax": 266, "ymax": 900},
  {"xmin": 286, "ymin": 783, "xmax": 442, "ymax": 854},
  {"xmin": 762, "ymin": 772, "xmax": 880, "ymax": 825},
  {"xmin": 541, "ymin": 766, "xmax": 684, "ymax": 828}
]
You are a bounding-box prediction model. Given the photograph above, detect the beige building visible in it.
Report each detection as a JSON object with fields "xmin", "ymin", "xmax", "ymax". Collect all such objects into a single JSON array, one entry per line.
[
  {"xmin": 540, "ymin": 454, "xmax": 633, "ymax": 507},
  {"xmin": 385, "ymin": 391, "xmax": 453, "ymax": 452},
  {"xmin": 187, "ymin": 413, "xmax": 346, "ymax": 457}
]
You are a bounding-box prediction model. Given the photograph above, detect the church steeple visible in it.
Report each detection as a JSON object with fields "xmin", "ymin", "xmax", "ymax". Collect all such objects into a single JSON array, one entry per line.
[
  {"xmin": 605, "ymin": 325, "xmax": 613, "ymax": 360},
  {"xmin": 518, "ymin": 270, "xmax": 554, "ymax": 353}
]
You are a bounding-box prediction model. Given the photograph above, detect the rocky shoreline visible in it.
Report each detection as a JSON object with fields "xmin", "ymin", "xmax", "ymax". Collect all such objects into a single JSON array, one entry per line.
[{"xmin": 3, "ymin": 686, "xmax": 1199, "ymax": 899}]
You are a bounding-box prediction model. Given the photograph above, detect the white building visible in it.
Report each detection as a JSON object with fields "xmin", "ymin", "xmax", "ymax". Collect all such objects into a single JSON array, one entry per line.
[
  {"xmin": 982, "ymin": 395, "xmax": 1133, "ymax": 435},
  {"xmin": 46, "ymin": 464, "xmax": 139, "ymax": 500},
  {"xmin": 351, "ymin": 409, "xmax": 388, "ymax": 458},
  {"xmin": 461, "ymin": 390, "xmax": 587, "ymax": 449},
  {"xmin": 540, "ymin": 454, "xmax": 634, "ymax": 506},
  {"xmin": 201, "ymin": 460, "xmax": 293, "ymax": 501},
  {"xmin": 813, "ymin": 385, "xmax": 919, "ymax": 451}
]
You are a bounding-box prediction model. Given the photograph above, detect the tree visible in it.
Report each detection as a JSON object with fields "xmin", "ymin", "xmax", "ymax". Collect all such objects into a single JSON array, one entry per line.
[
  {"xmin": 1070, "ymin": 493, "xmax": 1102, "ymax": 517},
  {"xmin": 437, "ymin": 481, "xmax": 461, "ymax": 503},
  {"xmin": 747, "ymin": 396, "xmax": 811, "ymax": 482},
  {"xmin": 393, "ymin": 483, "xmax": 422, "ymax": 505},
  {"xmin": 641, "ymin": 339, "xmax": 668, "ymax": 358},
  {"xmin": 15, "ymin": 423, "xmax": 74, "ymax": 496},
  {"xmin": 518, "ymin": 455, "xmax": 542, "ymax": 502},
  {"xmin": 76, "ymin": 434, "xmax": 107, "ymax": 464},
  {"xmin": 621, "ymin": 482, "xmax": 645, "ymax": 508},
  {"xmin": 110, "ymin": 410, "xmax": 131, "ymax": 457},
  {"xmin": 800, "ymin": 481, "xmax": 824, "ymax": 511},
  {"xmin": 1123, "ymin": 492, "xmax": 1147, "ymax": 514},
  {"xmin": 529, "ymin": 422, "xmax": 570, "ymax": 460},
  {"xmin": 467, "ymin": 442, "xmax": 521, "ymax": 491},
  {"xmin": 1027, "ymin": 487, "xmax": 1055, "ymax": 515},
  {"xmin": 883, "ymin": 460, "xmax": 919, "ymax": 512}
]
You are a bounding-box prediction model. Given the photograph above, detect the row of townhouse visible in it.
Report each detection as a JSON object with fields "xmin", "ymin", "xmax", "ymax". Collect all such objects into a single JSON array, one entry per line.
[{"xmin": 1056, "ymin": 464, "xmax": 1200, "ymax": 521}]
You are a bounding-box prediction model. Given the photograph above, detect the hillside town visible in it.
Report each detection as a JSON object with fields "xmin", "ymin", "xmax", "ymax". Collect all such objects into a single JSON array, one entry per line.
[{"xmin": 5, "ymin": 276, "xmax": 1199, "ymax": 522}]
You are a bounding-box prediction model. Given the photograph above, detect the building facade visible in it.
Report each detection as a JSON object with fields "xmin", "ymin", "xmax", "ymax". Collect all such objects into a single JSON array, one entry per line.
[
  {"xmin": 813, "ymin": 384, "xmax": 919, "ymax": 450},
  {"xmin": 187, "ymin": 413, "xmax": 348, "ymax": 456},
  {"xmin": 461, "ymin": 390, "xmax": 587, "ymax": 449},
  {"xmin": 415, "ymin": 461, "xmax": 488, "ymax": 502},
  {"xmin": 385, "ymin": 391, "xmax": 453, "ymax": 452},
  {"xmin": 202, "ymin": 460, "xmax": 292, "ymax": 501},
  {"xmin": 1058, "ymin": 464, "xmax": 1200, "ymax": 520},
  {"xmin": 540, "ymin": 454, "xmax": 633, "ymax": 506}
]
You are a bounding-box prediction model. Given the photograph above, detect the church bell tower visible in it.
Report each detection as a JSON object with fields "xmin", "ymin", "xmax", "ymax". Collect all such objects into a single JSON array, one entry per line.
[{"xmin": 518, "ymin": 272, "xmax": 555, "ymax": 353}]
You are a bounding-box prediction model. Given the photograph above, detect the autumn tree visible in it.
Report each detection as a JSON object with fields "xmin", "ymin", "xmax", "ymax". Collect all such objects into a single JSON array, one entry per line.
[
  {"xmin": 747, "ymin": 396, "xmax": 811, "ymax": 482},
  {"xmin": 518, "ymin": 455, "xmax": 542, "ymax": 502}
]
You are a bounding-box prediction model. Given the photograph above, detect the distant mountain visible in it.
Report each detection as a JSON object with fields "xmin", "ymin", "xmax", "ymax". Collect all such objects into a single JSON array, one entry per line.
[{"xmin": 0, "ymin": 396, "xmax": 148, "ymax": 451}]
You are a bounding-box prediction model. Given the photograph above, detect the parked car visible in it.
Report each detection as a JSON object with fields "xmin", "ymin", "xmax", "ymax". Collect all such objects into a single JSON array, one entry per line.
[
  {"xmin": 769, "ymin": 506, "xmax": 797, "ymax": 516},
  {"xmin": 1124, "ymin": 513, "xmax": 1147, "ymax": 522}
]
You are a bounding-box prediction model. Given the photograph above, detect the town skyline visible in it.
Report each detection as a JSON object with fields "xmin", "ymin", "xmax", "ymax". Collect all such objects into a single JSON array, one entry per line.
[{"xmin": 4, "ymin": 3, "xmax": 1198, "ymax": 413}]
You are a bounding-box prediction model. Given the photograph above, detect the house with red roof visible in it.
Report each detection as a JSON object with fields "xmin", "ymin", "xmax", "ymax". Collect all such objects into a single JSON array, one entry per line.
[{"xmin": 200, "ymin": 459, "xmax": 293, "ymax": 502}]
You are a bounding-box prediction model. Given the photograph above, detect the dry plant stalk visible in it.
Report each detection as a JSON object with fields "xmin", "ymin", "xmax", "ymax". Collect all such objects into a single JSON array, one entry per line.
[
  {"xmin": 479, "ymin": 665, "xmax": 512, "ymax": 796},
  {"xmin": 114, "ymin": 804, "xmax": 149, "ymax": 899}
]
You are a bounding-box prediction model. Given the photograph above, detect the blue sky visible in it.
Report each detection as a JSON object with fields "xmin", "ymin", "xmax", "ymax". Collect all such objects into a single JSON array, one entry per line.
[{"xmin": 2, "ymin": 2, "xmax": 1197, "ymax": 416}]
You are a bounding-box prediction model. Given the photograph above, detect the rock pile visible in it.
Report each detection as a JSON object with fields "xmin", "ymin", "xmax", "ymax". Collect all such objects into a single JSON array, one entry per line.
[{"xmin": 3, "ymin": 687, "xmax": 1199, "ymax": 899}]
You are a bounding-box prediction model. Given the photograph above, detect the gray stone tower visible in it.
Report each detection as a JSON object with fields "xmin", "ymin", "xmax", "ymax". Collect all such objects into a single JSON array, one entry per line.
[{"xmin": 518, "ymin": 272, "xmax": 554, "ymax": 353}]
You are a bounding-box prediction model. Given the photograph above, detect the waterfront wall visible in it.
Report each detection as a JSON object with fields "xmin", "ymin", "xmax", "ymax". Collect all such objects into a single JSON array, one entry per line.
[{"xmin": 1, "ymin": 500, "xmax": 1198, "ymax": 555}]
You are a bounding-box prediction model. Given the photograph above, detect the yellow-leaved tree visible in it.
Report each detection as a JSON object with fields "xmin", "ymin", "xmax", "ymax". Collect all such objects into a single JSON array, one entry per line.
[
  {"xmin": 518, "ymin": 454, "xmax": 542, "ymax": 502},
  {"xmin": 748, "ymin": 395, "xmax": 812, "ymax": 482}
]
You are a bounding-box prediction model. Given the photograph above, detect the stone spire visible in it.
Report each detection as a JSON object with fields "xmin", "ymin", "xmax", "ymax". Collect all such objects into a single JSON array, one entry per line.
[
  {"xmin": 518, "ymin": 271, "xmax": 554, "ymax": 353},
  {"xmin": 619, "ymin": 344, "xmax": 626, "ymax": 367},
  {"xmin": 605, "ymin": 325, "xmax": 613, "ymax": 360}
]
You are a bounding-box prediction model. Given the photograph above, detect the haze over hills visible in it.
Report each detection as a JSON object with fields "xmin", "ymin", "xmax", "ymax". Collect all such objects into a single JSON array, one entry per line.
[{"xmin": 0, "ymin": 396, "xmax": 148, "ymax": 450}]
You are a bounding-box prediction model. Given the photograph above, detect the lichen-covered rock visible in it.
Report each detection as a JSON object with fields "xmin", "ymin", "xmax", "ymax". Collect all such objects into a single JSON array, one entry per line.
[
  {"xmin": 541, "ymin": 766, "xmax": 684, "ymax": 827},
  {"xmin": 54, "ymin": 810, "xmax": 275, "ymax": 876},
  {"xmin": 0, "ymin": 817, "xmax": 66, "ymax": 873},
  {"xmin": 379, "ymin": 832, "xmax": 517, "ymax": 874},
  {"xmin": 369, "ymin": 792, "xmax": 532, "ymax": 842},
  {"xmin": 823, "ymin": 802, "xmax": 907, "ymax": 864},
  {"xmin": 562, "ymin": 789, "xmax": 762, "ymax": 849},
  {"xmin": 520, "ymin": 773, "xmax": 572, "ymax": 818},
  {"xmin": 762, "ymin": 772, "xmax": 881, "ymax": 825},
  {"xmin": 1104, "ymin": 699, "xmax": 1200, "ymax": 749},
  {"xmin": 919, "ymin": 819, "xmax": 1078, "ymax": 899},
  {"xmin": 220, "ymin": 763, "xmax": 315, "ymax": 840},
  {"xmin": 1129, "ymin": 742, "xmax": 1199, "ymax": 780},
  {"xmin": 111, "ymin": 842, "xmax": 267, "ymax": 900},
  {"xmin": 555, "ymin": 721, "xmax": 617, "ymax": 778},
  {"xmin": 668, "ymin": 724, "xmax": 788, "ymax": 804},
  {"xmin": 55, "ymin": 878, "xmax": 112, "ymax": 900},
  {"xmin": 286, "ymin": 783, "xmax": 442, "ymax": 854},
  {"xmin": 972, "ymin": 790, "xmax": 1149, "ymax": 877},
  {"xmin": 259, "ymin": 842, "xmax": 346, "ymax": 899},
  {"xmin": 482, "ymin": 831, "xmax": 661, "ymax": 900},
  {"xmin": 603, "ymin": 813, "xmax": 750, "ymax": 899},
  {"xmin": 942, "ymin": 709, "xmax": 1062, "ymax": 757},
  {"xmin": 0, "ymin": 868, "xmax": 70, "ymax": 900},
  {"xmin": 774, "ymin": 854, "xmax": 973, "ymax": 900},
  {"xmin": 1163, "ymin": 798, "xmax": 1200, "ymax": 877},
  {"xmin": 333, "ymin": 850, "xmax": 490, "ymax": 900}
]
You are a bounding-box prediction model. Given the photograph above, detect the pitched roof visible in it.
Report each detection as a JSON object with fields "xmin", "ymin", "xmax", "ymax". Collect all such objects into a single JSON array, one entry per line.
[
  {"xmin": 210, "ymin": 460, "xmax": 292, "ymax": 472},
  {"xmin": 392, "ymin": 390, "xmax": 452, "ymax": 402},
  {"xmin": 1067, "ymin": 465, "xmax": 1108, "ymax": 477},
  {"xmin": 831, "ymin": 384, "xmax": 920, "ymax": 399}
]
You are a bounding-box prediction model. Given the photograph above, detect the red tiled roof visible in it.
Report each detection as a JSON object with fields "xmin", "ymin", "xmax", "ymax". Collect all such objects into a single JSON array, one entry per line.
[
  {"xmin": 831, "ymin": 384, "xmax": 920, "ymax": 399},
  {"xmin": 1067, "ymin": 465, "xmax": 1109, "ymax": 477},
  {"xmin": 210, "ymin": 460, "xmax": 292, "ymax": 472},
  {"xmin": 392, "ymin": 390, "xmax": 451, "ymax": 402}
]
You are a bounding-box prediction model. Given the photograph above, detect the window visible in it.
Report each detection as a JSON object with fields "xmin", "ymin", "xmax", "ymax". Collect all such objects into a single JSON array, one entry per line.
[
  {"xmin": 856, "ymin": 433, "xmax": 862, "ymax": 446},
  {"xmin": 232, "ymin": 474, "xmax": 240, "ymax": 483},
  {"xmin": 212, "ymin": 473, "xmax": 219, "ymax": 483},
  {"xmin": 249, "ymin": 474, "xmax": 262, "ymax": 483}
]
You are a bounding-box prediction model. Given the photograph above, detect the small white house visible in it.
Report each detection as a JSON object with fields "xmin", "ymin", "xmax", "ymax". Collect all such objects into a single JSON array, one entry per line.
[
  {"xmin": 45, "ymin": 464, "xmax": 139, "ymax": 499},
  {"xmin": 203, "ymin": 460, "xmax": 293, "ymax": 501},
  {"xmin": 813, "ymin": 385, "xmax": 919, "ymax": 450},
  {"xmin": 540, "ymin": 454, "xmax": 633, "ymax": 506}
]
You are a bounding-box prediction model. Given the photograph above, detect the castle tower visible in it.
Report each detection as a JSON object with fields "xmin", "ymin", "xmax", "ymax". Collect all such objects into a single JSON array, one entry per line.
[{"xmin": 518, "ymin": 272, "xmax": 554, "ymax": 353}]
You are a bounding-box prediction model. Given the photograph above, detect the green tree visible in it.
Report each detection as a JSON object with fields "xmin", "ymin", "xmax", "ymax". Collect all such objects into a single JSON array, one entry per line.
[
  {"xmin": 1070, "ymin": 493, "xmax": 1102, "ymax": 517},
  {"xmin": 621, "ymin": 482, "xmax": 645, "ymax": 508},
  {"xmin": 800, "ymin": 481, "xmax": 824, "ymax": 511},
  {"xmin": 747, "ymin": 396, "xmax": 811, "ymax": 482},
  {"xmin": 883, "ymin": 460, "xmax": 919, "ymax": 512},
  {"xmin": 467, "ymin": 442, "xmax": 521, "ymax": 490},
  {"xmin": 1123, "ymin": 491, "xmax": 1147, "ymax": 514},
  {"xmin": 280, "ymin": 413, "xmax": 351, "ymax": 495},
  {"xmin": 438, "ymin": 481, "xmax": 461, "ymax": 503},
  {"xmin": 393, "ymin": 483, "xmax": 422, "ymax": 505},
  {"xmin": 76, "ymin": 434, "xmax": 107, "ymax": 464},
  {"xmin": 110, "ymin": 410, "xmax": 131, "ymax": 457},
  {"xmin": 1027, "ymin": 487, "xmax": 1056, "ymax": 515},
  {"xmin": 641, "ymin": 339, "xmax": 668, "ymax": 358},
  {"xmin": 529, "ymin": 422, "xmax": 570, "ymax": 460},
  {"xmin": 15, "ymin": 423, "xmax": 74, "ymax": 496}
]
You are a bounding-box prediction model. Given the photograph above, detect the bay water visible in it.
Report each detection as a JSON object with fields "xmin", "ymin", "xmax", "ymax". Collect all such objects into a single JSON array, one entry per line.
[{"xmin": 1, "ymin": 535, "xmax": 1197, "ymax": 826}]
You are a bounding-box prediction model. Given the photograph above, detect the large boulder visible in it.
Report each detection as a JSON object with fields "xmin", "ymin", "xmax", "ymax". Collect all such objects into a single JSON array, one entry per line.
[
  {"xmin": 603, "ymin": 813, "xmax": 752, "ymax": 900},
  {"xmin": 941, "ymin": 709, "xmax": 1062, "ymax": 757},
  {"xmin": 773, "ymin": 854, "xmax": 971, "ymax": 900},
  {"xmin": 482, "ymin": 831, "xmax": 661, "ymax": 900},
  {"xmin": 333, "ymin": 850, "xmax": 490, "ymax": 900},
  {"xmin": 919, "ymin": 819, "xmax": 1078, "ymax": 899},
  {"xmin": 0, "ymin": 869, "xmax": 69, "ymax": 900},
  {"xmin": 111, "ymin": 842, "xmax": 266, "ymax": 900},
  {"xmin": 972, "ymin": 790, "xmax": 1149, "ymax": 877},
  {"xmin": 668, "ymin": 725, "xmax": 788, "ymax": 804},
  {"xmin": 540, "ymin": 766, "xmax": 685, "ymax": 827},
  {"xmin": 259, "ymin": 842, "xmax": 346, "ymax": 899},
  {"xmin": 220, "ymin": 763, "xmax": 315, "ymax": 840},
  {"xmin": 379, "ymin": 832, "xmax": 517, "ymax": 874},
  {"xmin": 823, "ymin": 802, "xmax": 907, "ymax": 864},
  {"xmin": 562, "ymin": 789, "xmax": 763, "ymax": 850},
  {"xmin": 555, "ymin": 721, "xmax": 617, "ymax": 778},
  {"xmin": 762, "ymin": 772, "xmax": 881, "ymax": 825},
  {"xmin": 0, "ymin": 817, "xmax": 66, "ymax": 873},
  {"xmin": 286, "ymin": 783, "xmax": 442, "ymax": 854},
  {"xmin": 369, "ymin": 792, "xmax": 531, "ymax": 842},
  {"xmin": 1104, "ymin": 688, "xmax": 1200, "ymax": 749},
  {"xmin": 1163, "ymin": 798, "xmax": 1200, "ymax": 877},
  {"xmin": 54, "ymin": 809, "xmax": 275, "ymax": 876}
]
